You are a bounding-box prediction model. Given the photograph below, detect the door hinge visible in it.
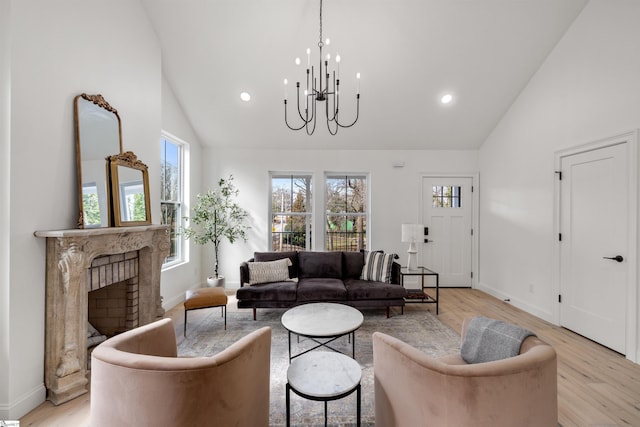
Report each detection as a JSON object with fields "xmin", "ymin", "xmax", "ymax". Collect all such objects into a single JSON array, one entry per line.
[
  {"xmin": 558, "ymin": 294, "xmax": 562, "ymax": 303},
  {"xmin": 555, "ymin": 170, "xmax": 562, "ymax": 180},
  {"xmin": 471, "ymin": 185, "xmax": 474, "ymax": 192},
  {"xmin": 471, "ymin": 228, "xmax": 474, "ymax": 236},
  {"xmin": 559, "ymin": 233, "xmax": 562, "ymax": 242},
  {"xmin": 470, "ymin": 271, "xmax": 474, "ymax": 279}
]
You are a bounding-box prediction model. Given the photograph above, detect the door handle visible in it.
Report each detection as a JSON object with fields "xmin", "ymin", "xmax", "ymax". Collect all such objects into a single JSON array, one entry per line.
[{"xmin": 603, "ymin": 255, "xmax": 624, "ymax": 263}]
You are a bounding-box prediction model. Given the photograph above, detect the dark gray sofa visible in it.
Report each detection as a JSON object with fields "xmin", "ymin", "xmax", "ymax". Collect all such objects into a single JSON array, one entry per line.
[{"xmin": 236, "ymin": 250, "xmax": 406, "ymax": 319}]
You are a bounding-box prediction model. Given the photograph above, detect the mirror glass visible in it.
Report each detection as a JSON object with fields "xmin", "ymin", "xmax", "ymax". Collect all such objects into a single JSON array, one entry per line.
[
  {"xmin": 74, "ymin": 94, "xmax": 123, "ymax": 228},
  {"xmin": 109, "ymin": 152, "xmax": 151, "ymax": 227}
]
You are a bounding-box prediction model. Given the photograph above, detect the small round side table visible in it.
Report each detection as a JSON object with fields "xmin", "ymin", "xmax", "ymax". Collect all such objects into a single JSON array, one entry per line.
[{"xmin": 286, "ymin": 351, "xmax": 362, "ymax": 427}]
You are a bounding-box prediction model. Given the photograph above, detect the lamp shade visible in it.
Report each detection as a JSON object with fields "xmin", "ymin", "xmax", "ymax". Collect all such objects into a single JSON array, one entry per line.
[{"xmin": 401, "ymin": 224, "xmax": 424, "ymax": 243}]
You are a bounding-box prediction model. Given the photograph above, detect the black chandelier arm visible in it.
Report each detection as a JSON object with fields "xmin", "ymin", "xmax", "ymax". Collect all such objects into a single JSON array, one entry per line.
[
  {"xmin": 295, "ymin": 82, "xmax": 307, "ymax": 123},
  {"xmin": 305, "ymin": 98, "xmax": 318, "ymax": 135},
  {"xmin": 284, "ymin": 100, "xmax": 307, "ymax": 131},
  {"xmin": 326, "ymin": 72, "xmax": 338, "ymax": 122},
  {"xmin": 326, "ymin": 113, "xmax": 339, "ymax": 135},
  {"xmin": 334, "ymin": 94, "xmax": 360, "ymax": 128}
]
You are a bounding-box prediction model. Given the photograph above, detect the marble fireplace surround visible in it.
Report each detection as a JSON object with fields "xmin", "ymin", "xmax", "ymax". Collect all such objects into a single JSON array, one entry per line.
[{"xmin": 35, "ymin": 225, "xmax": 169, "ymax": 405}]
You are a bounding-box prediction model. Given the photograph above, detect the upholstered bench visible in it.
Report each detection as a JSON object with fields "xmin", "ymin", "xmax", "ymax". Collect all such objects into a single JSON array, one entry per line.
[{"xmin": 184, "ymin": 287, "xmax": 228, "ymax": 336}]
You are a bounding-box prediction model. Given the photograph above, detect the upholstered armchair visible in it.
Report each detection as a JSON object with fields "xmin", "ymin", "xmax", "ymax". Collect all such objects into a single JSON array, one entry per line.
[
  {"xmin": 90, "ymin": 318, "xmax": 271, "ymax": 427},
  {"xmin": 373, "ymin": 317, "xmax": 557, "ymax": 427}
]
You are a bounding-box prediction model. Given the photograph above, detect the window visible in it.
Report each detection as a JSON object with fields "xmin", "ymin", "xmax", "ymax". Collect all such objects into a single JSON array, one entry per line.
[
  {"xmin": 325, "ymin": 174, "xmax": 368, "ymax": 251},
  {"xmin": 270, "ymin": 174, "xmax": 312, "ymax": 251},
  {"xmin": 432, "ymin": 186, "xmax": 461, "ymax": 208},
  {"xmin": 119, "ymin": 181, "xmax": 145, "ymax": 222},
  {"xmin": 161, "ymin": 134, "xmax": 186, "ymax": 266}
]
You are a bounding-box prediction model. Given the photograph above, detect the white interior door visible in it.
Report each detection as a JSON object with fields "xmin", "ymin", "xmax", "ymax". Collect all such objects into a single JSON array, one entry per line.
[
  {"xmin": 422, "ymin": 177, "xmax": 472, "ymax": 286},
  {"xmin": 559, "ymin": 142, "xmax": 628, "ymax": 354}
]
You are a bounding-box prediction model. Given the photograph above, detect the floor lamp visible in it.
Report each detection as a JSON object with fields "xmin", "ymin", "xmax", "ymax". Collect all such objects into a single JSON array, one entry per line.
[{"xmin": 401, "ymin": 223, "xmax": 424, "ymax": 271}]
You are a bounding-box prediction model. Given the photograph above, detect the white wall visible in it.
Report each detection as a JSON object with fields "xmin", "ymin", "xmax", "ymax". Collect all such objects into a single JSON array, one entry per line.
[
  {"xmin": 160, "ymin": 77, "xmax": 204, "ymax": 309},
  {"xmin": 3, "ymin": 0, "xmax": 162, "ymax": 419},
  {"xmin": 478, "ymin": 0, "xmax": 640, "ymax": 357},
  {"xmin": 203, "ymin": 148, "xmax": 478, "ymax": 288},
  {"xmin": 0, "ymin": 0, "xmax": 12, "ymax": 415}
]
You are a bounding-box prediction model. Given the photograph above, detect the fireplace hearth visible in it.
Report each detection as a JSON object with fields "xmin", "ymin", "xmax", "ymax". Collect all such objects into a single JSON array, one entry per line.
[{"xmin": 35, "ymin": 225, "xmax": 169, "ymax": 405}]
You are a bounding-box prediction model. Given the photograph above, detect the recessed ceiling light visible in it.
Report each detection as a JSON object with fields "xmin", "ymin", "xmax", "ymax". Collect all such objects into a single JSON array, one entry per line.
[
  {"xmin": 441, "ymin": 94, "xmax": 453, "ymax": 104},
  {"xmin": 240, "ymin": 92, "xmax": 251, "ymax": 102}
]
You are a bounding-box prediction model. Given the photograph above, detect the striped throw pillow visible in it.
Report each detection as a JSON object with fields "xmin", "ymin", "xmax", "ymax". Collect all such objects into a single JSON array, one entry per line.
[
  {"xmin": 360, "ymin": 251, "xmax": 394, "ymax": 283},
  {"xmin": 248, "ymin": 258, "xmax": 293, "ymax": 285}
]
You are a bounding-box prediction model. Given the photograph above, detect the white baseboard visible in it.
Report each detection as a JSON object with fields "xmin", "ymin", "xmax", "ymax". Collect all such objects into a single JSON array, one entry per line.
[
  {"xmin": 163, "ymin": 291, "xmax": 188, "ymax": 311},
  {"xmin": 476, "ymin": 281, "xmax": 554, "ymax": 323},
  {"xmin": 0, "ymin": 383, "xmax": 46, "ymax": 420}
]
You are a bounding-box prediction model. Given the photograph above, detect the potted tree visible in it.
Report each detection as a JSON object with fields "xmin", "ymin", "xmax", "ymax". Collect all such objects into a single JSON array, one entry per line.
[{"xmin": 182, "ymin": 175, "xmax": 249, "ymax": 287}]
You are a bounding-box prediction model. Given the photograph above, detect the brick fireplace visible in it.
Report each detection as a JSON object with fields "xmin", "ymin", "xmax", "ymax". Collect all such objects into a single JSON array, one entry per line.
[
  {"xmin": 35, "ymin": 225, "xmax": 169, "ymax": 405},
  {"xmin": 88, "ymin": 251, "xmax": 140, "ymax": 336}
]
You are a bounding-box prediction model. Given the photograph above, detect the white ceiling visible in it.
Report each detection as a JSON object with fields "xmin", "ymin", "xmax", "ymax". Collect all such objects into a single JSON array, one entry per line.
[{"xmin": 142, "ymin": 0, "xmax": 588, "ymax": 150}]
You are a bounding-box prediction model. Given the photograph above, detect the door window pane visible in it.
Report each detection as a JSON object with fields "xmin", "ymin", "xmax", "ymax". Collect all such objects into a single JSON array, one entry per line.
[{"xmin": 432, "ymin": 186, "xmax": 461, "ymax": 208}]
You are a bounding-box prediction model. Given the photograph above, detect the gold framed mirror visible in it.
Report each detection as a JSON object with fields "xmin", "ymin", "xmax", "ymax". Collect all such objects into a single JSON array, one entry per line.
[
  {"xmin": 74, "ymin": 93, "xmax": 123, "ymax": 228},
  {"xmin": 109, "ymin": 151, "xmax": 152, "ymax": 227}
]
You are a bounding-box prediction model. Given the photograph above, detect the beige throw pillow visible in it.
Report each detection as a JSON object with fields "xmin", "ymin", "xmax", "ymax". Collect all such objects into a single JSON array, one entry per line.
[{"xmin": 248, "ymin": 258, "xmax": 293, "ymax": 285}]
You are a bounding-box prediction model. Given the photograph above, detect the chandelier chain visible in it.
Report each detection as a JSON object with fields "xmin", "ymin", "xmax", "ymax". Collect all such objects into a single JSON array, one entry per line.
[{"xmin": 319, "ymin": 0, "xmax": 323, "ymax": 46}]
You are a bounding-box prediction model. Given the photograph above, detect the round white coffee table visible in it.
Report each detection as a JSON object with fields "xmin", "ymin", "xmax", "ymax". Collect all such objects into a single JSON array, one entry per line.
[
  {"xmin": 281, "ymin": 302, "xmax": 364, "ymax": 360},
  {"xmin": 286, "ymin": 351, "xmax": 362, "ymax": 427}
]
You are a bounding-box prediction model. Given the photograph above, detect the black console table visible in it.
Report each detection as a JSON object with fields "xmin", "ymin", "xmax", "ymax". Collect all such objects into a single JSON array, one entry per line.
[{"xmin": 399, "ymin": 266, "xmax": 439, "ymax": 314}]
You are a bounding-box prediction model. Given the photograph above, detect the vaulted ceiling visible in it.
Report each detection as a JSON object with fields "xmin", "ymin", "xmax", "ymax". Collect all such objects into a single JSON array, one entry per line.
[{"xmin": 142, "ymin": 0, "xmax": 588, "ymax": 150}]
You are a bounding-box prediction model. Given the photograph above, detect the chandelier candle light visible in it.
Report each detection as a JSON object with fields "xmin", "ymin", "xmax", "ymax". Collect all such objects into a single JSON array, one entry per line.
[
  {"xmin": 284, "ymin": 0, "xmax": 360, "ymax": 135},
  {"xmin": 402, "ymin": 223, "xmax": 424, "ymax": 271}
]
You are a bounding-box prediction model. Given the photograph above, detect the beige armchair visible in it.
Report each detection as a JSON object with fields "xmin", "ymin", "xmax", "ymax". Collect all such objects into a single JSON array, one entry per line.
[
  {"xmin": 373, "ymin": 317, "xmax": 557, "ymax": 427},
  {"xmin": 90, "ymin": 318, "xmax": 271, "ymax": 427}
]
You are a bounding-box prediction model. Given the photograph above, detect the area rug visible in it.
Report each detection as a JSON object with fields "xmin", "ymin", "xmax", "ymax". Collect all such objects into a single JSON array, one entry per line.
[{"xmin": 176, "ymin": 298, "xmax": 460, "ymax": 427}]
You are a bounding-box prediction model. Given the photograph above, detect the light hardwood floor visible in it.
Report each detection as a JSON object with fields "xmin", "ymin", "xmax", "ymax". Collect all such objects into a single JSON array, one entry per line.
[{"xmin": 19, "ymin": 288, "xmax": 640, "ymax": 426}]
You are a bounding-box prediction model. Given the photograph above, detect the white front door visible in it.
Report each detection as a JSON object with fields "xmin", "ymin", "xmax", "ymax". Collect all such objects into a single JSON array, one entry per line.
[
  {"xmin": 559, "ymin": 142, "xmax": 628, "ymax": 354},
  {"xmin": 421, "ymin": 177, "xmax": 473, "ymax": 286}
]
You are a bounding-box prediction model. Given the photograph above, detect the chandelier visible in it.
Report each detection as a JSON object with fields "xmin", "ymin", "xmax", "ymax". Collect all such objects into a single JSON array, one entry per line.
[{"xmin": 283, "ymin": 0, "xmax": 360, "ymax": 135}]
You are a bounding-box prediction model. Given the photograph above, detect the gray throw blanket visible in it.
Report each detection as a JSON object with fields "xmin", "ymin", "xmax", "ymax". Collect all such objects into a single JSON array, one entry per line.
[{"xmin": 460, "ymin": 316, "xmax": 536, "ymax": 364}]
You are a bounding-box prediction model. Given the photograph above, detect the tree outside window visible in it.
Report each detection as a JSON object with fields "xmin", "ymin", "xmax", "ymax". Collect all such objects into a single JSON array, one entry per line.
[
  {"xmin": 271, "ymin": 174, "xmax": 312, "ymax": 251},
  {"xmin": 325, "ymin": 175, "xmax": 367, "ymax": 252}
]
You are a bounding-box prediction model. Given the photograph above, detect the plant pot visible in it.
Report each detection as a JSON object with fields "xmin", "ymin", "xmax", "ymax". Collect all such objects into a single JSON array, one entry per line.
[{"xmin": 207, "ymin": 276, "xmax": 225, "ymax": 288}]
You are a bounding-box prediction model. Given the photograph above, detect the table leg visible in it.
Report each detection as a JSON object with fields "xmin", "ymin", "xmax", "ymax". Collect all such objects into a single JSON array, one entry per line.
[
  {"xmin": 288, "ymin": 331, "xmax": 292, "ymax": 362},
  {"xmin": 352, "ymin": 332, "xmax": 356, "ymax": 358},
  {"xmin": 357, "ymin": 383, "xmax": 361, "ymax": 427},
  {"xmin": 436, "ymin": 273, "xmax": 439, "ymax": 314},
  {"xmin": 286, "ymin": 383, "xmax": 291, "ymax": 427},
  {"xmin": 324, "ymin": 401, "xmax": 328, "ymax": 427}
]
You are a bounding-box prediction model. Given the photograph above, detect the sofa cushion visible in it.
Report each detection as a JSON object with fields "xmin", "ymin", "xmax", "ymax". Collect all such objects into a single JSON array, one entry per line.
[
  {"xmin": 248, "ymin": 258, "xmax": 293, "ymax": 285},
  {"xmin": 342, "ymin": 251, "xmax": 365, "ymax": 279},
  {"xmin": 361, "ymin": 251, "xmax": 394, "ymax": 283},
  {"xmin": 298, "ymin": 251, "xmax": 342, "ymax": 279},
  {"xmin": 236, "ymin": 281, "xmax": 298, "ymax": 302},
  {"xmin": 344, "ymin": 279, "xmax": 407, "ymax": 300},
  {"xmin": 254, "ymin": 251, "xmax": 299, "ymax": 278},
  {"xmin": 296, "ymin": 278, "xmax": 347, "ymax": 302}
]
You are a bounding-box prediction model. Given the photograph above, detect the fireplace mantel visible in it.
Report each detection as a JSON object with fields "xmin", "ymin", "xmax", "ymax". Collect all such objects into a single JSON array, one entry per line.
[{"xmin": 35, "ymin": 225, "xmax": 169, "ymax": 404}]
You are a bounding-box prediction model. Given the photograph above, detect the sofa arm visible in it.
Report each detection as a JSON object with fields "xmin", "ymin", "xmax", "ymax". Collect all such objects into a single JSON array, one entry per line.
[
  {"xmin": 391, "ymin": 261, "xmax": 401, "ymax": 284},
  {"xmin": 239, "ymin": 258, "xmax": 254, "ymax": 287}
]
